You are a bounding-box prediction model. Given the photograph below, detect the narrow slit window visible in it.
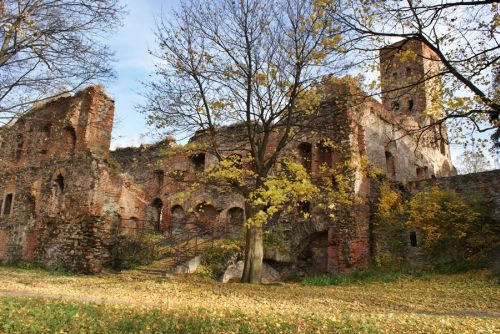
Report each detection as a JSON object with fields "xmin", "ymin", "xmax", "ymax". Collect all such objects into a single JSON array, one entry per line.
[
  {"xmin": 410, "ymin": 231, "xmax": 418, "ymax": 247},
  {"xmin": 3, "ymin": 193, "xmax": 13, "ymax": 216}
]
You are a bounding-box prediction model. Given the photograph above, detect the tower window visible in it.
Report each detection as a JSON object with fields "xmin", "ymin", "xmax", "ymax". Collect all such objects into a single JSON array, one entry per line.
[
  {"xmin": 410, "ymin": 231, "xmax": 418, "ymax": 247},
  {"xmin": 317, "ymin": 140, "xmax": 334, "ymax": 168},
  {"xmin": 190, "ymin": 153, "xmax": 205, "ymax": 172},
  {"xmin": 298, "ymin": 201, "xmax": 311, "ymax": 215},
  {"xmin": 298, "ymin": 143, "xmax": 312, "ymax": 173}
]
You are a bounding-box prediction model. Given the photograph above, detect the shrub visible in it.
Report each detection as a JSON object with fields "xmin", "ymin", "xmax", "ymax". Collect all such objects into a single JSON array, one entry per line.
[
  {"xmin": 372, "ymin": 182, "xmax": 408, "ymax": 266},
  {"xmin": 109, "ymin": 232, "xmax": 172, "ymax": 270},
  {"xmin": 407, "ymin": 187, "xmax": 498, "ymax": 261},
  {"xmin": 199, "ymin": 238, "xmax": 244, "ymax": 279}
]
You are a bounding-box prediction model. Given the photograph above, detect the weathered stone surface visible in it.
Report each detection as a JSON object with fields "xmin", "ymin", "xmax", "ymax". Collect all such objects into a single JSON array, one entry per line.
[
  {"xmin": 222, "ymin": 260, "xmax": 281, "ymax": 284},
  {"xmin": 173, "ymin": 255, "xmax": 201, "ymax": 274}
]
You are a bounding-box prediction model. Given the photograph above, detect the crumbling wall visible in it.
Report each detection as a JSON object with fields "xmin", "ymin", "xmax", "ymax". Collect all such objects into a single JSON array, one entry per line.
[{"xmin": 0, "ymin": 86, "xmax": 116, "ymax": 272}]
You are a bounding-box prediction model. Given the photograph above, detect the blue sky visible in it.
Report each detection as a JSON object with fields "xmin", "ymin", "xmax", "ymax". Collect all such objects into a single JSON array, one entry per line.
[{"xmin": 107, "ymin": 0, "xmax": 180, "ymax": 149}]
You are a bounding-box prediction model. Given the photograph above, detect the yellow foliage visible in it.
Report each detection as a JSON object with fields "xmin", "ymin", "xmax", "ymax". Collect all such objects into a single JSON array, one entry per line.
[
  {"xmin": 407, "ymin": 187, "xmax": 496, "ymax": 258},
  {"xmin": 0, "ymin": 266, "xmax": 498, "ymax": 333},
  {"xmin": 376, "ymin": 182, "xmax": 404, "ymax": 219},
  {"xmin": 247, "ymin": 158, "xmax": 320, "ymax": 227}
]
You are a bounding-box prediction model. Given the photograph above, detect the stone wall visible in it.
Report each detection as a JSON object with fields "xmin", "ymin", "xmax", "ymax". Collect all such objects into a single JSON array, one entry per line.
[
  {"xmin": 371, "ymin": 169, "xmax": 500, "ymax": 268},
  {"xmin": 0, "ymin": 86, "xmax": 116, "ymax": 273},
  {"xmin": 410, "ymin": 169, "xmax": 500, "ymax": 221}
]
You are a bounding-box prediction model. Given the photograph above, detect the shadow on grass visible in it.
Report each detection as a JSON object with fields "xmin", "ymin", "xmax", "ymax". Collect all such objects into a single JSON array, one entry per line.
[
  {"xmin": 0, "ymin": 297, "xmax": 375, "ymax": 334},
  {"xmin": 300, "ymin": 260, "xmax": 494, "ymax": 287}
]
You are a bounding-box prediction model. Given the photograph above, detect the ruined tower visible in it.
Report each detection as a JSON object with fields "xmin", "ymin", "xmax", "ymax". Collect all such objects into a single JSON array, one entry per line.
[
  {"xmin": 380, "ymin": 39, "xmax": 443, "ymax": 119},
  {"xmin": 379, "ymin": 38, "xmax": 451, "ymax": 160}
]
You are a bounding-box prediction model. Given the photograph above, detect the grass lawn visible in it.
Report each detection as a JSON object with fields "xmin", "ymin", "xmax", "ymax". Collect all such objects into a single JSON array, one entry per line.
[{"xmin": 0, "ymin": 266, "xmax": 498, "ymax": 333}]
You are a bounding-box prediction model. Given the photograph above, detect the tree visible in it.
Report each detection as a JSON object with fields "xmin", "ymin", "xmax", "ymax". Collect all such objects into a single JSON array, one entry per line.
[
  {"xmin": 0, "ymin": 0, "xmax": 124, "ymax": 123},
  {"xmin": 457, "ymin": 150, "xmax": 491, "ymax": 174},
  {"xmin": 320, "ymin": 0, "xmax": 500, "ymax": 147},
  {"xmin": 143, "ymin": 0, "xmax": 347, "ymax": 283}
]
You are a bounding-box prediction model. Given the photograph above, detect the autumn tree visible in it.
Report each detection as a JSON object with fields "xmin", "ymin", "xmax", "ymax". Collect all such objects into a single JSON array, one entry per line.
[
  {"xmin": 143, "ymin": 0, "xmax": 347, "ymax": 283},
  {"xmin": 320, "ymin": 0, "xmax": 500, "ymax": 147},
  {"xmin": 0, "ymin": 0, "xmax": 124, "ymax": 123}
]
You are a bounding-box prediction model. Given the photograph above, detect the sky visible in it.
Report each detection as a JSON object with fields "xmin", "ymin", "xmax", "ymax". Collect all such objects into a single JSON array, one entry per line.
[
  {"xmin": 104, "ymin": 0, "xmax": 498, "ymax": 170},
  {"xmin": 107, "ymin": 0, "xmax": 180, "ymax": 149}
]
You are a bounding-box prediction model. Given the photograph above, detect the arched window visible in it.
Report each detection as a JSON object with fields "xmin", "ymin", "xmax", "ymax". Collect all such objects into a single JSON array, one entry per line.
[
  {"xmin": 196, "ymin": 202, "xmax": 217, "ymax": 222},
  {"xmin": 408, "ymin": 99, "xmax": 414, "ymax": 112},
  {"xmin": 297, "ymin": 143, "xmax": 312, "ymax": 173},
  {"xmin": 41, "ymin": 124, "xmax": 51, "ymax": 154},
  {"xmin": 298, "ymin": 201, "xmax": 310, "ymax": 216},
  {"xmin": 55, "ymin": 174, "xmax": 64, "ymax": 193},
  {"xmin": 49, "ymin": 173, "xmax": 65, "ymax": 215},
  {"xmin": 196, "ymin": 202, "xmax": 218, "ymax": 233},
  {"xmin": 190, "ymin": 153, "xmax": 205, "ymax": 172},
  {"xmin": 15, "ymin": 134, "xmax": 24, "ymax": 160}
]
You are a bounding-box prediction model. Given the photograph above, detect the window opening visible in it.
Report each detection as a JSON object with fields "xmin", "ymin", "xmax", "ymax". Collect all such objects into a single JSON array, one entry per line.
[
  {"xmin": 385, "ymin": 151, "xmax": 396, "ymax": 179},
  {"xmin": 410, "ymin": 231, "xmax": 418, "ymax": 247},
  {"xmin": 190, "ymin": 153, "xmax": 205, "ymax": 172},
  {"xmin": 2, "ymin": 194, "xmax": 13, "ymax": 216},
  {"xmin": 298, "ymin": 143, "xmax": 312, "ymax": 173}
]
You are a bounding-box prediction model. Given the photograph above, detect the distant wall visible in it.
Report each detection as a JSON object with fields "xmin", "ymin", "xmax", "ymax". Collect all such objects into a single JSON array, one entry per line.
[{"xmin": 410, "ymin": 169, "xmax": 500, "ymax": 221}]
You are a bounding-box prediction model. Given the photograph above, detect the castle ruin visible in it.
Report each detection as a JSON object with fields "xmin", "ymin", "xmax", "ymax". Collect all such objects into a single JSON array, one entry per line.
[{"xmin": 2, "ymin": 39, "xmax": 492, "ymax": 275}]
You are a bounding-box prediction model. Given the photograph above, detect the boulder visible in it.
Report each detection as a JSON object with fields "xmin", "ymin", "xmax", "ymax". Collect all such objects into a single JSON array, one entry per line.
[{"xmin": 222, "ymin": 260, "xmax": 282, "ymax": 283}]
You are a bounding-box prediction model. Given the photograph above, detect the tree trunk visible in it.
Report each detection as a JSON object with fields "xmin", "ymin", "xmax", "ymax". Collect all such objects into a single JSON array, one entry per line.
[{"xmin": 241, "ymin": 205, "xmax": 263, "ymax": 283}]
